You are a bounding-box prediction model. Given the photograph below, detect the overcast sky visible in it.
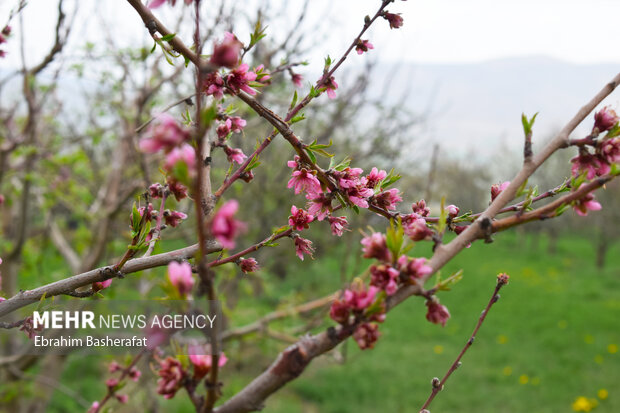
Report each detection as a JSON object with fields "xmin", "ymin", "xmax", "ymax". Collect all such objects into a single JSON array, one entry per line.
[{"xmin": 2, "ymin": 0, "xmax": 620, "ymax": 69}]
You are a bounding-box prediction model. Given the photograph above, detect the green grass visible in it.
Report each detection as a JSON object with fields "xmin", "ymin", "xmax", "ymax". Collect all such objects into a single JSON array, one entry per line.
[
  {"xmin": 39, "ymin": 232, "xmax": 620, "ymax": 412},
  {"xmin": 248, "ymin": 232, "xmax": 620, "ymax": 413}
]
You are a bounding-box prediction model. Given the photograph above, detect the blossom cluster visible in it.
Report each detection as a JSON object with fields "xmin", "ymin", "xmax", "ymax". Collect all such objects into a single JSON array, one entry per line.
[
  {"xmin": 570, "ymin": 106, "xmax": 619, "ymax": 216},
  {"xmin": 0, "ymin": 25, "xmax": 11, "ymax": 58}
]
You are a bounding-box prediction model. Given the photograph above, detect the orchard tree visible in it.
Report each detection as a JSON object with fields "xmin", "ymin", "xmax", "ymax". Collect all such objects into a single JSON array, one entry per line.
[{"xmin": 1, "ymin": 1, "xmax": 620, "ymax": 412}]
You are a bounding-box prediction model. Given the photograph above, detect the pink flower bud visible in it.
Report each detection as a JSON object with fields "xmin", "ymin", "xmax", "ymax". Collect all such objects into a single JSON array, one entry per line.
[
  {"xmin": 425, "ymin": 298, "xmax": 450, "ymax": 327},
  {"xmin": 445, "ymin": 204, "xmax": 459, "ymax": 217},
  {"xmin": 490, "ymin": 181, "xmax": 510, "ymax": 201},
  {"xmin": 92, "ymin": 279, "xmax": 113, "ymax": 292},
  {"xmin": 106, "ymin": 378, "xmax": 119, "ymax": 389},
  {"xmin": 210, "ymin": 32, "xmax": 242, "ymax": 69},
  {"xmin": 167, "ymin": 261, "xmax": 194, "ymax": 297},
  {"xmin": 353, "ymin": 322, "xmax": 380, "ymax": 350},
  {"xmin": 116, "ymin": 394, "xmax": 129, "ymax": 404},
  {"xmin": 163, "ymin": 210, "xmax": 188, "ymax": 228},
  {"xmin": 593, "ymin": 106, "xmax": 618, "ymax": 133},
  {"xmin": 156, "ymin": 357, "xmax": 185, "ymax": 399},
  {"xmin": 355, "ymin": 39, "xmax": 374, "ymax": 55},
  {"xmin": 361, "ymin": 232, "xmax": 391, "ymax": 263},
  {"xmin": 210, "ymin": 200, "xmax": 246, "ymax": 249},
  {"xmin": 188, "ymin": 348, "xmax": 228, "ymax": 379},
  {"xmin": 239, "ymin": 258, "xmax": 259, "ymax": 273},
  {"xmin": 108, "ymin": 361, "xmax": 122, "ymax": 373},
  {"xmin": 383, "ymin": 12, "xmax": 404, "ymax": 29}
]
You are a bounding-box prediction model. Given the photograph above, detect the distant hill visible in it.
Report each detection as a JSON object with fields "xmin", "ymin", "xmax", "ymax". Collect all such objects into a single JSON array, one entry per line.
[{"xmin": 373, "ymin": 56, "xmax": 620, "ymax": 159}]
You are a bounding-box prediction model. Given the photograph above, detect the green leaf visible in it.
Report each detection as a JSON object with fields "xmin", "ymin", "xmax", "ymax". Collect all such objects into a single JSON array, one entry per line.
[
  {"xmin": 437, "ymin": 196, "xmax": 447, "ymax": 234},
  {"xmin": 272, "ymin": 225, "xmax": 290, "ymax": 235},
  {"xmin": 131, "ymin": 203, "xmax": 141, "ymax": 233},
  {"xmin": 161, "ymin": 33, "xmax": 177, "ymax": 42},
  {"xmin": 200, "ymin": 105, "xmax": 218, "ymax": 126},
  {"xmin": 289, "ymin": 91, "xmax": 298, "ymax": 110},
  {"xmin": 438, "ymin": 269, "xmax": 464, "ymax": 291},
  {"xmin": 290, "ymin": 113, "xmax": 305, "ymax": 124},
  {"xmin": 306, "ymin": 148, "xmax": 317, "ymax": 164},
  {"xmin": 521, "ymin": 112, "xmax": 538, "ymax": 136}
]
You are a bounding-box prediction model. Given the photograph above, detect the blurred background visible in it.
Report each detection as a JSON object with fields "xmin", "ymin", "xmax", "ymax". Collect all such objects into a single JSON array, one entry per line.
[{"xmin": 0, "ymin": 0, "xmax": 619, "ymax": 411}]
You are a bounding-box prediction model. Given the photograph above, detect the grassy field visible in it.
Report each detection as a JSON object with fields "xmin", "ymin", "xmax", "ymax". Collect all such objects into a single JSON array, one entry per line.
[
  {"xmin": 42, "ymin": 231, "xmax": 620, "ymax": 412},
  {"xmin": 227, "ymin": 231, "xmax": 620, "ymax": 413}
]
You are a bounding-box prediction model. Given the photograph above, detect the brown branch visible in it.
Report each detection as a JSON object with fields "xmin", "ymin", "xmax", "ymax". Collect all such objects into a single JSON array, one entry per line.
[
  {"xmin": 419, "ymin": 274, "xmax": 509, "ymax": 412},
  {"xmin": 0, "ymin": 240, "xmax": 221, "ymax": 319}
]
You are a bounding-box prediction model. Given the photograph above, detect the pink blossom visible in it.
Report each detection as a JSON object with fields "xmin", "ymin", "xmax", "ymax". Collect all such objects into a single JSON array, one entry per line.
[
  {"xmin": 370, "ymin": 264, "xmax": 400, "ymax": 295},
  {"xmin": 329, "ymin": 298, "xmax": 350, "ymax": 324},
  {"xmin": 230, "ymin": 116, "xmax": 246, "ymax": 132},
  {"xmin": 224, "ymin": 146, "xmax": 247, "ymax": 164},
  {"xmin": 254, "ymin": 64, "xmax": 271, "ymax": 84},
  {"xmin": 189, "ymin": 349, "xmax": 228, "ymax": 379},
  {"xmin": 593, "ymin": 106, "xmax": 619, "ymax": 133},
  {"xmin": 164, "ymin": 210, "xmax": 187, "ymax": 228},
  {"xmin": 373, "ymin": 188, "xmax": 403, "ymax": 210},
  {"xmin": 226, "ymin": 63, "xmax": 258, "ymax": 95},
  {"xmin": 397, "ymin": 255, "xmax": 433, "ymax": 281},
  {"xmin": 203, "ymin": 72, "xmax": 225, "ymax": 100},
  {"xmin": 445, "ymin": 204, "xmax": 459, "ymax": 217},
  {"xmin": 167, "ymin": 178, "xmax": 188, "ymax": 201},
  {"xmin": 570, "ymin": 153, "xmax": 610, "ymax": 179},
  {"xmin": 2, "ymin": 26, "xmax": 11, "ymax": 37},
  {"xmin": 365, "ymin": 167, "xmax": 387, "ymax": 189},
  {"xmin": 306, "ymin": 192, "xmax": 332, "ymax": 221},
  {"xmin": 136, "ymin": 204, "xmax": 156, "ymax": 223},
  {"xmin": 287, "ymin": 168, "xmax": 322, "ymax": 195},
  {"xmin": 328, "ymin": 216, "xmax": 348, "ymax": 237},
  {"xmin": 597, "ymin": 137, "xmax": 620, "ymax": 164},
  {"xmin": 216, "ymin": 119, "xmax": 232, "ymax": 140},
  {"xmin": 338, "ymin": 167, "xmax": 364, "ymax": 189},
  {"xmin": 383, "ymin": 12, "xmax": 404, "ymax": 29},
  {"xmin": 92, "ymin": 279, "xmax": 113, "ymax": 292},
  {"xmin": 19, "ymin": 316, "xmax": 42, "ymax": 340},
  {"xmin": 573, "ymin": 193, "xmax": 602, "ymax": 217},
  {"xmin": 323, "ymin": 76, "xmax": 338, "ymax": 99},
  {"xmin": 156, "ymin": 357, "xmax": 185, "ymax": 399},
  {"xmin": 148, "ymin": 0, "xmax": 167, "ymax": 8},
  {"xmin": 361, "ymin": 232, "xmax": 391, "ymax": 263},
  {"xmin": 139, "ymin": 114, "xmax": 190, "ymax": 154},
  {"xmin": 210, "ymin": 32, "xmax": 242, "ymax": 68},
  {"xmin": 167, "ymin": 261, "xmax": 194, "ymax": 297},
  {"xmin": 291, "ymin": 72, "xmax": 303, "ymax": 88},
  {"xmin": 106, "ymin": 378, "xmax": 119, "ymax": 389},
  {"xmin": 353, "ymin": 322, "xmax": 380, "ymax": 350},
  {"xmin": 411, "ymin": 199, "xmax": 430, "ymax": 217},
  {"xmin": 149, "ymin": 183, "xmax": 164, "ymax": 198},
  {"xmin": 344, "ymin": 284, "xmax": 379, "ymax": 311},
  {"xmin": 87, "ymin": 401, "xmax": 99, "ymax": 413},
  {"xmin": 116, "ymin": 394, "xmax": 129, "ymax": 404},
  {"xmin": 294, "ymin": 236, "xmax": 315, "ymax": 260},
  {"xmin": 108, "ymin": 361, "xmax": 122, "ymax": 373},
  {"xmin": 425, "ymin": 299, "xmax": 450, "ymax": 327},
  {"xmin": 491, "ymin": 181, "xmax": 511, "ymax": 201},
  {"xmin": 210, "ymin": 200, "xmax": 246, "ymax": 249},
  {"xmin": 239, "ymin": 258, "xmax": 259, "ymax": 273},
  {"xmin": 289, "ymin": 205, "xmax": 314, "ymax": 231},
  {"xmin": 129, "ymin": 367, "xmax": 142, "ymax": 382},
  {"xmin": 402, "ymin": 214, "xmax": 432, "ymax": 241},
  {"xmin": 355, "ymin": 39, "xmax": 374, "ymax": 55},
  {"xmin": 287, "ymin": 155, "xmax": 301, "ymax": 170},
  {"xmin": 164, "ymin": 144, "xmax": 197, "ymax": 172},
  {"xmin": 347, "ymin": 186, "xmax": 373, "ymax": 209}
]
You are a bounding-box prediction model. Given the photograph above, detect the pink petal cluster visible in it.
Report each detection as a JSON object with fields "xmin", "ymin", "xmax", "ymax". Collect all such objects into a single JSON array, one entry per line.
[
  {"xmin": 294, "ymin": 236, "xmax": 315, "ymax": 260},
  {"xmin": 445, "ymin": 204, "xmax": 459, "ymax": 217},
  {"xmin": 373, "ymin": 188, "xmax": 403, "ymax": 211},
  {"xmin": 365, "ymin": 167, "xmax": 387, "ymax": 189},
  {"xmin": 224, "ymin": 146, "xmax": 247, "ymax": 164},
  {"xmin": 383, "ymin": 12, "xmax": 404, "ymax": 29},
  {"xmin": 355, "ymin": 39, "xmax": 374, "ymax": 55},
  {"xmin": 323, "ymin": 76, "xmax": 338, "ymax": 99},
  {"xmin": 597, "ymin": 137, "xmax": 620, "ymax": 164},
  {"xmin": 329, "ymin": 282, "xmax": 380, "ymax": 324},
  {"xmin": 156, "ymin": 357, "xmax": 185, "ymax": 399},
  {"xmin": 167, "ymin": 177, "xmax": 189, "ymax": 201},
  {"xmin": 189, "ymin": 348, "xmax": 228, "ymax": 379},
  {"xmin": 397, "ymin": 255, "xmax": 433, "ymax": 281},
  {"xmin": 164, "ymin": 143, "xmax": 197, "ymax": 173},
  {"xmin": 370, "ymin": 264, "xmax": 400, "ymax": 295},
  {"xmin": 353, "ymin": 322, "xmax": 380, "ymax": 350},
  {"xmin": 491, "ymin": 181, "xmax": 511, "ymax": 201},
  {"xmin": 239, "ymin": 258, "xmax": 259, "ymax": 273},
  {"xmin": 412, "ymin": 199, "xmax": 430, "ymax": 217},
  {"xmin": 328, "ymin": 216, "xmax": 348, "ymax": 237},
  {"xmin": 167, "ymin": 261, "xmax": 194, "ymax": 297},
  {"xmin": 210, "ymin": 32, "xmax": 242, "ymax": 69},
  {"xmin": 139, "ymin": 114, "xmax": 190, "ymax": 154},
  {"xmin": 92, "ymin": 279, "xmax": 113, "ymax": 292},
  {"xmin": 210, "ymin": 200, "xmax": 246, "ymax": 249},
  {"xmin": 361, "ymin": 232, "xmax": 391, "ymax": 263},
  {"xmin": 570, "ymin": 152, "xmax": 610, "ymax": 179},
  {"xmin": 573, "ymin": 193, "xmax": 602, "ymax": 217},
  {"xmin": 288, "ymin": 168, "xmax": 322, "ymax": 195},
  {"xmin": 203, "ymin": 72, "xmax": 225, "ymax": 100},
  {"xmin": 226, "ymin": 63, "xmax": 258, "ymax": 95},
  {"xmin": 402, "ymin": 214, "xmax": 433, "ymax": 241},
  {"xmin": 425, "ymin": 298, "xmax": 451, "ymax": 327},
  {"xmin": 288, "ymin": 205, "xmax": 314, "ymax": 231},
  {"xmin": 593, "ymin": 106, "xmax": 619, "ymax": 133},
  {"xmin": 306, "ymin": 192, "xmax": 332, "ymax": 221},
  {"xmin": 291, "ymin": 72, "xmax": 303, "ymax": 87},
  {"xmin": 19, "ymin": 316, "xmax": 43, "ymax": 340},
  {"xmin": 164, "ymin": 210, "xmax": 187, "ymax": 228}
]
